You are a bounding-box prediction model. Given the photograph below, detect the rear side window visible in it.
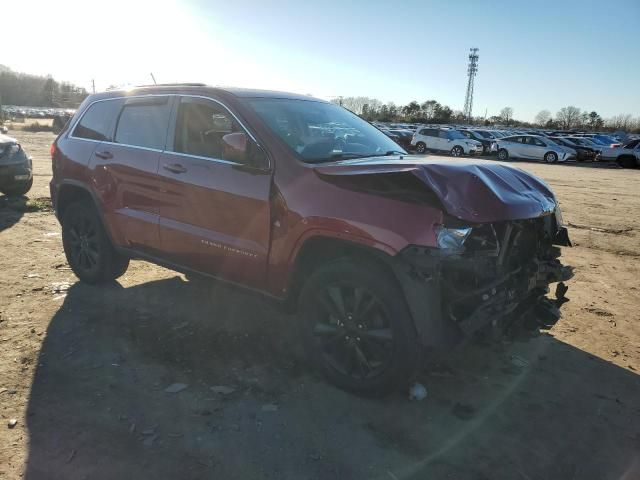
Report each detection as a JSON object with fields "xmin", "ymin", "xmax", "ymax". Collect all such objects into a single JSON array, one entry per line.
[
  {"xmin": 114, "ymin": 99, "xmax": 171, "ymax": 150},
  {"xmin": 72, "ymin": 100, "xmax": 122, "ymax": 141}
]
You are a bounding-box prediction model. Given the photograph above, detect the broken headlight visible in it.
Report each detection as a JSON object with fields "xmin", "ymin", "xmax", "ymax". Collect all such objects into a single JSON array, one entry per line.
[{"xmin": 435, "ymin": 225, "xmax": 472, "ymax": 252}]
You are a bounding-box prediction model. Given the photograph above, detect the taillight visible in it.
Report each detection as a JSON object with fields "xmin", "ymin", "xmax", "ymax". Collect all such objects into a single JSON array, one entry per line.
[{"xmin": 50, "ymin": 142, "xmax": 57, "ymax": 158}]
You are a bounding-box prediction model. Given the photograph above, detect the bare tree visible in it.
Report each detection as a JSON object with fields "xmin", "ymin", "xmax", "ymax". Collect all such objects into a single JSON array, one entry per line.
[
  {"xmin": 500, "ymin": 107, "xmax": 514, "ymax": 125},
  {"xmin": 556, "ymin": 106, "xmax": 581, "ymax": 129},
  {"xmin": 534, "ymin": 110, "xmax": 551, "ymax": 126},
  {"xmin": 607, "ymin": 113, "xmax": 633, "ymax": 131}
]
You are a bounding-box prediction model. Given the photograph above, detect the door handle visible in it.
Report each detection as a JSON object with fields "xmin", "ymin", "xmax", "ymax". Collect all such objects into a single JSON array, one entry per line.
[
  {"xmin": 95, "ymin": 150, "xmax": 113, "ymax": 160},
  {"xmin": 163, "ymin": 163, "xmax": 188, "ymax": 174}
]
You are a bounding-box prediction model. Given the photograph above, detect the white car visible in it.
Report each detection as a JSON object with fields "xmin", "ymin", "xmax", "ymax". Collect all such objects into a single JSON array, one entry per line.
[
  {"xmin": 496, "ymin": 135, "xmax": 576, "ymax": 163},
  {"xmin": 411, "ymin": 127, "xmax": 483, "ymax": 156},
  {"xmin": 608, "ymin": 139, "xmax": 640, "ymax": 167}
]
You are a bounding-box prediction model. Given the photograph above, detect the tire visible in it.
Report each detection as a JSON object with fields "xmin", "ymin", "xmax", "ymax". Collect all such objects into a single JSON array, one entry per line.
[
  {"xmin": 450, "ymin": 146, "xmax": 464, "ymax": 157},
  {"xmin": 61, "ymin": 201, "xmax": 129, "ymax": 284},
  {"xmin": 617, "ymin": 156, "xmax": 636, "ymax": 168},
  {"xmin": 2, "ymin": 178, "xmax": 33, "ymax": 197},
  {"xmin": 415, "ymin": 142, "xmax": 427, "ymax": 154},
  {"xmin": 497, "ymin": 148, "xmax": 509, "ymax": 161},
  {"xmin": 299, "ymin": 258, "xmax": 420, "ymax": 396},
  {"xmin": 544, "ymin": 151, "xmax": 558, "ymax": 163}
]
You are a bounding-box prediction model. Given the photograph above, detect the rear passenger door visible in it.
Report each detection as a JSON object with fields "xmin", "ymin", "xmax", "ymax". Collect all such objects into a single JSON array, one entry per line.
[
  {"xmin": 90, "ymin": 95, "xmax": 173, "ymax": 253},
  {"xmin": 156, "ymin": 96, "xmax": 272, "ymax": 289}
]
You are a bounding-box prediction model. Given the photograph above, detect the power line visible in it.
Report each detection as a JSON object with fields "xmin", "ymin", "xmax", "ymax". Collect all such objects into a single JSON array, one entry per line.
[{"xmin": 463, "ymin": 47, "xmax": 479, "ymax": 123}]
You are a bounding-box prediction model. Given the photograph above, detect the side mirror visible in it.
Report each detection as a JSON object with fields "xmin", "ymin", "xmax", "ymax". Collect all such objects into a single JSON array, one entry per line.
[{"xmin": 222, "ymin": 132, "xmax": 247, "ymax": 157}]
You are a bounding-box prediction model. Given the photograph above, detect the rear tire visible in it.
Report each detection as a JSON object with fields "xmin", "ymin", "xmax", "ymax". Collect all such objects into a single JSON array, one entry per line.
[
  {"xmin": 497, "ymin": 148, "xmax": 509, "ymax": 160},
  {"xmin": 62, "ymin": 202, "xmax": 129, "ymax": 284},
  {"xmin": 299, "ymin": 258, "xmax": 420, "ymax": 396},
  {"xmin": 415, "ymin": 142, "xmax": 427, "ymax": 154},
  {"xmin": 450, "ymin": 145, "xmax": 464, "ymax": 157},
  {"xmin": 2, "ymin": 178, "xmax": 33, "ymax": 197}
]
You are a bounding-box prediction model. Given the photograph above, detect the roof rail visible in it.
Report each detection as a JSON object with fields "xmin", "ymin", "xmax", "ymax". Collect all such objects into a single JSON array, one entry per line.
[
  {"xmin": 106, "ymin": 83, "xmax": 207, "ymax": 91},
  {"xmin": 135, "ymin": 83, "xmax": 207, "ymax": 88}
]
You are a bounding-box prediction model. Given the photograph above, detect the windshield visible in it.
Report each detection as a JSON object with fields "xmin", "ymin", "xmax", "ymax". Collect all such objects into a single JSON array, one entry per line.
[
  {"xmin": 475, "ymin": 130, "xmax": 494, "ymax": 139},
  {"xmin": 447, "ymin": 130, "xmax": 467, "ymax": 140},
  {"xmin": 246, "ymin": 98, "xmax": 406, "ymax": 162},
  {"xmin": 595, "ymin": 135, "xmax": 616, "ymax": 144}
]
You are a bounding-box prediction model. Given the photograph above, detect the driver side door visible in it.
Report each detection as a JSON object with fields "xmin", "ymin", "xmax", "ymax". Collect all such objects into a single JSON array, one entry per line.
[{"xmin": 156, "ymin": 95, "xmax": 272, "ymax": 289}]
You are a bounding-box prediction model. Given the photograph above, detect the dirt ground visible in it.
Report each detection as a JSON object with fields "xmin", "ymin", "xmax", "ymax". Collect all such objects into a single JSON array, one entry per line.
[{"xmin": 1, "ymin": 131, "xmax": 639, "ymax": 480}]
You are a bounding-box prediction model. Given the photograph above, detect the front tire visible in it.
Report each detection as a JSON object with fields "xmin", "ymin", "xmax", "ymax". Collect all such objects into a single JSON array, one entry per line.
[
  {"xmin": 450, "ymin": 145, "xmax": 464, "ymax": 157},
  {"xmin": 62, "ymin": 202, "xmax": 129, "ymax": 284},
  {"xmin": 415, "ymin": 142, "xmax": 427, "ymax": 154},
  {"xmin": 544, "ymin": 151, "xmax": 558, "ymax": 163},
  {"xmin": 497, "ymin": 148, "xmax": 509, "ymax": 160},
  {"xmin": 299, "ymin": 258, "xmax": 420, "ymax": 396}
]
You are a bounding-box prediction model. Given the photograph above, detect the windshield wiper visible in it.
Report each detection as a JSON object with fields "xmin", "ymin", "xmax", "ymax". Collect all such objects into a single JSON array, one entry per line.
[{"xmin": 382, "ymin": 150, "xmax": 405, "ymax": 156}]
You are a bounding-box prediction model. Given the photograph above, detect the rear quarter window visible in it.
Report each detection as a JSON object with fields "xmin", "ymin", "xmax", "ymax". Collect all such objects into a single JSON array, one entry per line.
[{"xmin": 72, "ymin": 99, "xmax": 123, "ymax": 141}]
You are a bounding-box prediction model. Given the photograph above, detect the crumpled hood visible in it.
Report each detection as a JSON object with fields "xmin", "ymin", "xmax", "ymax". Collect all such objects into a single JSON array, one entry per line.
[{"xmin": 313, "ymin": 156, "xmax": 557, "ymax": 223}]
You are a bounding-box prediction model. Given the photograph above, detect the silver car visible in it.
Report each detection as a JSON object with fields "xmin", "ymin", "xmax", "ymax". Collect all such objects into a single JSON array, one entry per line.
[{"xmin": 496, "ymin": 135, "xmax": 576, "ymax": 163}]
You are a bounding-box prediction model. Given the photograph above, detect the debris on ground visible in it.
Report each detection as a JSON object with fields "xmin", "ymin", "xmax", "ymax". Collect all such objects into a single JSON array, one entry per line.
[
  {"xmin": 50, "ymin": 282, "xmax": 71, "ymax": 293},
  {"xmin": 8, "ymin": 418, "xmax": 18, "ymax": 428},
  {"xmin": 210, "ymin": 385, "xmax": 236, "ymax": 395},
  {"xmin": 408, "ymin": 382, "xmax": 428, "ymax": 401},
  {"xmin": 164, "ymin": 383, "xmax": 188, "ymax": 393}
]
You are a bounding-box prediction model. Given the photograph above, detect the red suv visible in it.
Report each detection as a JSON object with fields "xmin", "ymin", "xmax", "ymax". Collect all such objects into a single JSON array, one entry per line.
[{"xmin": 50, "ymin": 85, "xmax": 572, "ymax": 394}]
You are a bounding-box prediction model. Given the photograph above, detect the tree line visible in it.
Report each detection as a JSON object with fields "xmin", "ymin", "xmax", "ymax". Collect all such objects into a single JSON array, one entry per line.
[
  {"xmin": 332, "ymin": 96, "xmax": 640, "ymax": 133},
  {"xmin": 0, "ymin": 65, "xmax": 88, "ymax": 109}
]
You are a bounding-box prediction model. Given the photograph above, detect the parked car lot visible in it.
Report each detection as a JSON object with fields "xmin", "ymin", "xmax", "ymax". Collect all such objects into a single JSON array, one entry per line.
[{"xmin": 1, "ymin": 129, "xmax": 639, "ymax": 480}]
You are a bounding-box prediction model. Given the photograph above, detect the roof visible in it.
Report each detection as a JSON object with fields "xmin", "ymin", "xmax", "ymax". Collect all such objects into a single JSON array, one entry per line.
[{"xmin": 92, "ymin": 84, "xmax": 325, "ymax": 103}]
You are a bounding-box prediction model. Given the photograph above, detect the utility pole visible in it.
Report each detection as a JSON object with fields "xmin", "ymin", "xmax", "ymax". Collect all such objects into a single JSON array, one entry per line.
[
  {"xmin": 463, "ymin": 48, "xmax": 479, "ymax": 123},
  {"xmin": 92, "ymin": 79, "xmax": 96, "ymax": 94}
]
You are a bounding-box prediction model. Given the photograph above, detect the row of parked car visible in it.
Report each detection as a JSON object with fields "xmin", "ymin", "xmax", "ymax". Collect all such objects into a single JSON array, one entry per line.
[
  {"xmin": 1, "ymin": 106, "xmax": 76, "ymax": 119},
  {"xmin": 373, "ymin": 122, "xmax": 640, "ymax": 168}
]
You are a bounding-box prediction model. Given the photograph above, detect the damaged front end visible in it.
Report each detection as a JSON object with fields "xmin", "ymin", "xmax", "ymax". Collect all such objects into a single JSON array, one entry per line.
[{"xmin": 394, "ymin": 208, "xmax": 573, "ymax": 347}]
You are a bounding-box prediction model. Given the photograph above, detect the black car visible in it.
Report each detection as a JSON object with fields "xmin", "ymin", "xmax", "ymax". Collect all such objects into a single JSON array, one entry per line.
[
  {"xmin": 0, "ymin": 134, "xmax": 33, "ymax": 196},
  {"xmin": 459, "ymin": 129, "xmax": 496, "ymax": 155},
  {"xmin": 386, "ymin": 129, "xmax": 414, "ymax": 151},
  {"xmin": 551, "ymin": 137, "xmax": 599, "ymax": 162}
]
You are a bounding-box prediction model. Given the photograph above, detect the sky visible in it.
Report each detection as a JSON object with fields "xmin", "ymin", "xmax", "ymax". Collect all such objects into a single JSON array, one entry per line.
[{"xmin": 4, "ymin": 0, "xmax": 639, "ymax": 121}]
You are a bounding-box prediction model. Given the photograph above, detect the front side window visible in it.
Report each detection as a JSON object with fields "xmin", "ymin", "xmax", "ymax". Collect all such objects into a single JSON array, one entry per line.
[
  {"xmin": 114, "ymin": 98, "xmax": 171, "ymax": 150},
  {"xmin": 173, "ymin": 98, "xmax": 257, "ymax": 165},
  {"xmin": 72, "ymin": 99, "xmax": 123, "ymax": 141},
  {"xmin": 246, "ymin": 98, "xmax": 405, "ymax": 163}
]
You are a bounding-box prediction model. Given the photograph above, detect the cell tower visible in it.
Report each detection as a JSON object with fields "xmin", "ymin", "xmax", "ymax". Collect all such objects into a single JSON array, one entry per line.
[{"xmin": 463, "ymin": 48, "xmax": 479, "ymax": 122}]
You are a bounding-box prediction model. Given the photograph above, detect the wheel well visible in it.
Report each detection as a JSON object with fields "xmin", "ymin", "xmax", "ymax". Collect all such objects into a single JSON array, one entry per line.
[
  {"xmin": 284, "ymin": 236, "xmax": 398, "ymax": 311},
  {"xmin": 56, "ymin": 185, "xmax": 94, "ymax": 218}
]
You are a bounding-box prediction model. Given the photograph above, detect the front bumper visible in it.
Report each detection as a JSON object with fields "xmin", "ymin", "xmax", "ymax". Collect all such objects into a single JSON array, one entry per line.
[
  {"xmin": 392, "ymin": 217, "xmax": 573, "ymax": 349},
  {"xmin": 0, "ymin": 162, "xmax": 32, "ymax": 189}
]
